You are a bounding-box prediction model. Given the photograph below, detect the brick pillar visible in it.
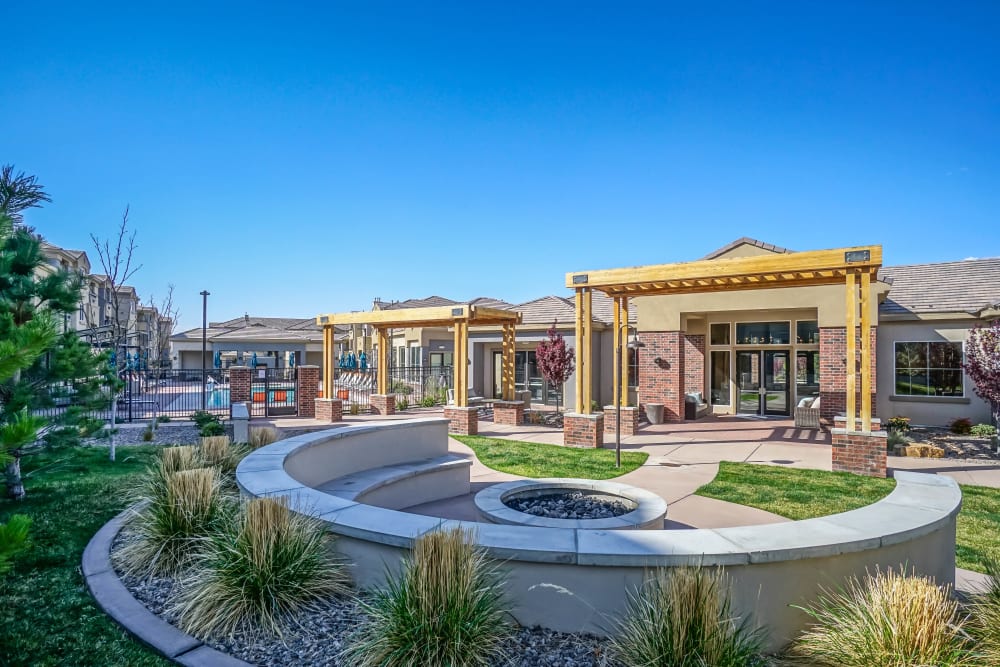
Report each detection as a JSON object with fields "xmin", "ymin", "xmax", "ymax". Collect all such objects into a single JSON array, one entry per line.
[
  {"xmin": 493, "ymin": 400, "xmax": 524, "ymax": 426},
  {"xmin": 445, "ymin": 406, "xmax": 479, "ymax": 434},
  {"xmin": 820, "ymin": 327, "xmax": 878, "ymax": 423},
  {"xmin": 637, "ymin": 331, "xmax": 685, "ymax": 422},
  {"xmin": 684, "ymin": 334, "xmax": 705, "ymax": 397},
  {"xmin": 230, "ymin": 366, "xmax": 251, "ymax": 405},
  {"xmin": 296, "ymin": 365, "xmax": 319, "ymax": 418},
  {"xmin": 315, "ymin": 398, "xmax": 343, "ymax": 423},
  {"xmin": 832, "ymin": 417, "xmax": 887, "ymax": 477},
  {"xmin": 370, "ymin": 393, "xmax": 395, "ymax": 415},
  {"xmin": 604, "ymin": 405, "xmax": 639, "ymax": 436},
  {"xmin": 564, "ymin": 412, "xmax": 604, "ymax": 447}
]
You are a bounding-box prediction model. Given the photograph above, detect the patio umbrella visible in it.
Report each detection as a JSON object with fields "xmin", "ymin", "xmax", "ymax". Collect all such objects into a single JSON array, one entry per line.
[
  {"xmin": 213, "ymin": 350, "xmax": 221, "ymax": 368},
  {"xmin": 359, "ymin": 351, "xmax": 368, "ymax": 371},
  {"xmin": 288, "ymin": 351, "xmax": 296, "ymax": 367},
  {"xmin": 348, "ymin": 352, "xmax": 356, "ymax": 370},
  {"xmin": 250, "ymin": 352, "xmax": 258, "ymax": 369}
]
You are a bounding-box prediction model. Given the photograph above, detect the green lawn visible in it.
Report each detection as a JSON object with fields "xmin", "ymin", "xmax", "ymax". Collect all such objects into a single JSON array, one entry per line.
[
  {"xmin": 0, "ymin": 446, "xmax": 167, "ymax": 667},
  {"xmin": 452, "ymin": 435, "xmax": 648, "ymax": 479},
  {"xmin": 696, "ymin": 461, "xmax": 1000, "ymax": 573}
]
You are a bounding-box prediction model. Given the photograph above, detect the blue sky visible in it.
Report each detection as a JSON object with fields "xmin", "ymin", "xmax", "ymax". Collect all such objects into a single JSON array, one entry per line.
[{"xmin": 4, "ymin": 2, "xmax": 998, "ymax": 331}]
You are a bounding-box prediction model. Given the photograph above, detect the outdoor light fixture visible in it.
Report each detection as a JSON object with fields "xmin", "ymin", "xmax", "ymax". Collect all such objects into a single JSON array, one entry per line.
[{"xmin": 200, "ymin": 290, "xmax": 210, "ymax": 411}]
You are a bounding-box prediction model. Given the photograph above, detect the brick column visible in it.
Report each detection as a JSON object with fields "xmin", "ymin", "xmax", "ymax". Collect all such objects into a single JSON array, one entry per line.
[
  {"xmin": 296, "ymin": 365, "xmax": 319, "ymax": 418},
  {"xmin": 604, "ymin": 405, "xmax": 639, "ymax": 436},
  {"xmin": 564, "ymin": 412, "xmax": 604, "ymax": 447},
  {"xmin": 832, "ymin": 417, "xmax": 887, "ymax": 478},
  {"xmin": 315, "ymin": 398, "xmax": 343, "ymax": 423},
  {"xmin": 229, "ymin": 366, "xmax": 251, "ymax": 406},
  {"xmin": 637, "ymin": 331, "xmax": 685, "ymax": 422},
  {"xmin": 370, "ymin": 393, "xmax": 395, "ymax": 416},
  {"xmin": 820, "ymin": 327, "xmax": 878, "ymax": 423},
  {"xmin": 445, "ymin": 406, "xmax": 479, "ymax": 434},
  {"xmin": 493, "ymin": 400, "xmax": 524, "ymax": 426}
]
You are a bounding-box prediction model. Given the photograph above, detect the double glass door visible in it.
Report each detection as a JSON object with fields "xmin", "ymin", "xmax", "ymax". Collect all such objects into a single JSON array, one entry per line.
[{"xmin": 736, "ymin": 350, "xmax": 790, "ymax": 416}]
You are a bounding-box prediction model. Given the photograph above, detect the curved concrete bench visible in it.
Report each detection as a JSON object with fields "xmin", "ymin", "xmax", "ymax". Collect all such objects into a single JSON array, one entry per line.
[
  {"xmin": 237, "ymin": 417, "xmax": 961, "ymax": 651},
  {"xmin": 318, "ymin": 454, "xmax": 471, "ymax": 510}
]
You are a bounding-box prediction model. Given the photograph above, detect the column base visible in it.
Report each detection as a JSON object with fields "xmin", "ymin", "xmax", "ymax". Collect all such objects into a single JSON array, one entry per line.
[
  {"xmin": 370, "ymin": 394, "xmax": 396, "ymax": 416},
  {"xmin": 315, "ymin": 398, "xmax": 343, "ymax": 423},
  {"xmin": 563, "ymin": 412, "xmax": 605, "ymax": 448},
  {"xmin": 445, "ymin": 406, "xmax": 479, "ymax": 435},
  {"xmin": 493, "ymin": 400, "xmax": 524, "ymax": 426},
  {"xmin": 832, "ymin": 417, "xmax": 888, "ymax": 478},
  {"xmin": 603, "ymin": 405, "xmax": 639, "ymax": 436}
]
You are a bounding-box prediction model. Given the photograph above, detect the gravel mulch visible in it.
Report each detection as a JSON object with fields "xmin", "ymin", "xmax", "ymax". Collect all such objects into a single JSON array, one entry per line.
[
  {"xmin": 506, "ymin": 492, "xmax": 634, "ymax": 520},
  {"xmin": 906, "ymin": 427, "xmax": 999, "ymax": 461},
  {"xmin": 83, "ymin": 422, "xmax": 209, "ymax": 447}
]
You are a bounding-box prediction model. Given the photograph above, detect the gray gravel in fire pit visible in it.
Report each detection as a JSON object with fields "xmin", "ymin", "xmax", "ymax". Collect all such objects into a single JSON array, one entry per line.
[{"xmin": 504, "ymin": 491, "xmax": 634, "ymax": 520}]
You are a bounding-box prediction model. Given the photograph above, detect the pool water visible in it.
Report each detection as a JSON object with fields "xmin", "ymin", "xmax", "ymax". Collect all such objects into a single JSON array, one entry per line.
[{"xmin": 207, "ymin": 386, "xmax": 296, "ymax": 408}]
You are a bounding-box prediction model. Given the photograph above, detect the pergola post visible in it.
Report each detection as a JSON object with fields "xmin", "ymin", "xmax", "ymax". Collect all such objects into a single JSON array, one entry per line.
[
  {"xmin": 845, "ymin": 271, "xmax": 857, "ymax": 428},
  {"xmin": 565, "ymin": 287, "xmax": 603, "ymax": 447},
  {"xmin": 859, "ymin": 271, "xmax": 872, "ymax": 431},
  {"xmin": 501, "ymin": 322, "xmax": 516, "ymax": 401}
]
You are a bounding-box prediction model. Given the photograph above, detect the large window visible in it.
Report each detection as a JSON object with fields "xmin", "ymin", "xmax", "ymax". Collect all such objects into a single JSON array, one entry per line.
[
  {"xmin": 627, "ymin": 347, "xmax": 639, "ymax": 389},
  {"xmin": 895, "ymin": 342, "xmax": 964, "ymax": 397},
  {"xmin": 736, "ymin": 321, "xmax": 790, "ymax": 345}
]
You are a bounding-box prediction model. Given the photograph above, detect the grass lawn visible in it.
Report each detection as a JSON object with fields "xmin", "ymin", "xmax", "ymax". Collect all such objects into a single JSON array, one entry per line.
[
  {"xmin": 452, "ymin": 435, "xmax": 648, "ymax": 479},
  {"xmin": 696, "ymin": 461, "xmax": 1000, "ymax": 574},
  {"xmin": 0, "ymin": 446, "xmax": 167, "ymax": 667}
]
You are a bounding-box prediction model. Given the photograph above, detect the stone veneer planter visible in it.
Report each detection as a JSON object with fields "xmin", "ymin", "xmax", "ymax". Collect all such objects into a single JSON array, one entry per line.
[{"xmin": 236, "ymin": 417, "xmax": 961, "ymax": 652}]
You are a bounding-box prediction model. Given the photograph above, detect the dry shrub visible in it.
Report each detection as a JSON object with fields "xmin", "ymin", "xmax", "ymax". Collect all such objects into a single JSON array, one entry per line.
[
  {"xmin": 967, "ymin": 555, "xmax": 1000, "ymax": 664},
  {"xmin": 172, "ymin": 496, "xmax": 349, "ymax": 639},
  {"xmin": 786, "ymin": 567, "xmax": 975, "ymax": 666},
  {"xmin": 343, "ymin": 526, "xmax": 512, "ymax": 667},
  {"xmin": 199, "ymin": 435, "xmax": 248, "ymax": 477},
  {"xmin": 248, "ymin": 427, "xmax": 280, "ymax": 449},
  {"xmin": 116, "ymin": 467, "xmax": 226, "ymax": 577},
  {"xmin": 160, "ymin": 445, "xmax": 200, "ymax": 475},
  {"xmin": 610, "ymin": 566, "xmax": 766, "ymax": 667}
]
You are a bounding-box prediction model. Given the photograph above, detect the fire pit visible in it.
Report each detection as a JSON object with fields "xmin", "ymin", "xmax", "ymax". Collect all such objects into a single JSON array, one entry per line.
[{"xmin": 474, "ymin": 478, "xmax": 667, "ymax": 530}]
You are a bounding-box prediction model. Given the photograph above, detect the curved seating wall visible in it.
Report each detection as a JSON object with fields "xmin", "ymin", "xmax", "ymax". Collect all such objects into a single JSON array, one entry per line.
[{"xmin": 236, "ymin": 417, "xmax": 961, "ymax": 651}]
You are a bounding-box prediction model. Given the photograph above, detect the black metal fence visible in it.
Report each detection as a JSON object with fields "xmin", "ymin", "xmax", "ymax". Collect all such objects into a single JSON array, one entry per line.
[{"xmin": 329, "ymin": 365, "xmax": 452, "ymax": 410}]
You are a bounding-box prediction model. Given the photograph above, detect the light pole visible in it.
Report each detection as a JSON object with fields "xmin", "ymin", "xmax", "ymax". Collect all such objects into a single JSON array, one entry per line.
[
  {"xmin": 200, "ymin": 290, "xmax": 210, "ymax": 410},
  {"xmin": 615, "ymin": 327, "xmax": 644, "ymax": 468}
]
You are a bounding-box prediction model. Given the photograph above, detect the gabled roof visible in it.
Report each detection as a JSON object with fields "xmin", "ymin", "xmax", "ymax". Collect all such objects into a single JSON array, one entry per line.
[
  {"xmin": 375, "ymin": 296, "xmax": 458, "ymax": 310},
  {"xmin": 513, "ymin": 295, "xmax": 577, "ymax": 326},
  {"xmin": 700, "ymin": 237, "xmax": 791, "ymax": 260},
  {"xmin": 879, "ymin": 258, "xmax": 1000, "ymax": 317}
]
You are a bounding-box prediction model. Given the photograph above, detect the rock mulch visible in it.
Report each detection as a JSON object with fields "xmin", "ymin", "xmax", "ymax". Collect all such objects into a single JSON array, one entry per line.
[
  {"xmin": 905, "ymin": 427, "xmax": 999, "ymax": 461},
  {"xmin": 83, "ymin": 422, "xmax": 208, "ymax": 447},
  {"xmin": 506, "ymin": 492, "xmax": 634, "ymax": 520}
]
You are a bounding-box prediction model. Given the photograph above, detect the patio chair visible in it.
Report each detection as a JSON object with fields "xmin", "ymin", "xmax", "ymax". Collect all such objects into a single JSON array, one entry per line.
[{"xmin": 794, "ymin": 396, "xmax": 821, "ymax": 429}]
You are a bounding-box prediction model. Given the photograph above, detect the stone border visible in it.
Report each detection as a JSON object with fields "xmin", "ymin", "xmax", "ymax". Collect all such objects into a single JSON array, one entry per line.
[
  {"xmin": 474, "ymin": 478, "xmax": 667, "ymax": 530},
  {"xmin": 81, "ymin": 508, "xmax": 251, "ymax": 667}
]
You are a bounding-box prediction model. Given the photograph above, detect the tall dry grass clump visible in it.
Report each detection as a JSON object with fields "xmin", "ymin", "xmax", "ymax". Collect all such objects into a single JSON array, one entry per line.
[
  {"xmin": 786, "ymin": 568, "xmax": 976, "ymax": 666},
  {"xmin": 343, "ymin": 526, "xmax": 512, "ymax": 667},
  {"xmin": 160, "ymin": 445, "xmax": 201, "ymax": 474},
  {"xmin": 248, "ymin": 426, "xmax": 280, "ymax": 449},
  {"xmin": 172, "ymin": 496, "xmax": 349, "ymax": 639},
  {"xmin": 609, "ymin": 566, "xmax": 766, "ymax": 667},
  {"xmin": 199, "ymin": 435, "xmax": 248, "ymax": 477},
  {"xmin": 966, "ymin": 555, "xmax": 1000, "ymax": 664},
  {"xmin": 116, "ymin": 467, "xmax": 226, "ymax": 577}
]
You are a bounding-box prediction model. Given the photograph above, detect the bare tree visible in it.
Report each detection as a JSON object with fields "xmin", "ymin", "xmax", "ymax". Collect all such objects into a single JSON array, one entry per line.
[
  {"xmin": 90, "ymin": 206, "xmax": 142, "ymax": 462},
  {"xmin": 153, "ymin": 284, "xmax": 180, "ymax": 370}
]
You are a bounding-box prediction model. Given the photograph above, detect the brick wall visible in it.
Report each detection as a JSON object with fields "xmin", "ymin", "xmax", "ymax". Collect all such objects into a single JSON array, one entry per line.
[
  {"xmin": 370, "ymin": 393, "xmax": 395, "ymax": 416},
  {"xmin": 296, "ymin": 366, "xmax": 319, "ymax": 418},
  {"xmin": 832, "ymin": 428, "xmax": 888, "ymax": 477},
  {"xmin": 637, "ymin": 331, "xmax": 685, "ymax": 422},
  {"xmin": 819, "ymin": 327, "xmax": 878, "ymax": 422},
  {"xmin": 493, "ymin": 400, "xmax": 524, "ymax": 426},
  {"xmin": 315, "ymin": 398, "xmax": 343, "ymax": 423},
  {"xmin": 603, "ymin": 405, "xmax": 639, "ymax": 436},
  {"xmin": 684, "ymin": 334, "xmax": 705, "ymax": 398},
  {"xmin": 444, "ymin": 406, "xmax": 478, "ymax": 435},
  {"xmin": 230, "ymin": 366, "xmax": 251, "ymax": 405},
  {"xmin": 564, "ymin": 413, "xmax": 604, "ymax": 447}
]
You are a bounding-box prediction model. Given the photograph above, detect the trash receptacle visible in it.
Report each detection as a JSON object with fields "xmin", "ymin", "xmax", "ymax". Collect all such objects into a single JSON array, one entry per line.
[
  {"xmin": 517, "ymin": 390, "xmax": 532, "ymax": 409},
  {"xmin": 645, "ymin": 403, "xmax": 665, "ymax": 425}
]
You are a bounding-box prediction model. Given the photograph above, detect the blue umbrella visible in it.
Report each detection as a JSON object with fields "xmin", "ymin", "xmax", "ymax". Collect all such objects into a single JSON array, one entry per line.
[
  {"xmin": 359, "ymin": 351, "xmax": 368, "ymax": 371},
  {"xmin": 250, "ymin": 352, "xmax": 258, "ymax": 369},
  {"xmin": 213, "ymin": 350, "xmax": 221, "ymax": 368},
  {"xmin": 348, "ymin": 352, "xmax": 356, "ymax": 370},
  {"xmin": 288, "ymin": 351, "xmax": 296, "ymax": 367}
]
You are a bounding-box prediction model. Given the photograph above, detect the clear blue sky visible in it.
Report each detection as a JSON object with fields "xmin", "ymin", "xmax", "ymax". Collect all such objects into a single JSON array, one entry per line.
[{"xmin": 4, "ymin": 2, "xmax": 998, "ymax": 331}]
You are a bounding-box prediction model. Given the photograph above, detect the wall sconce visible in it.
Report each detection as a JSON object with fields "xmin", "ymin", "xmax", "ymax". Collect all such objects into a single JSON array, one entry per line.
[{"xmin": 654, "ymin": 357, "xmax": 670, "ymax": 369}]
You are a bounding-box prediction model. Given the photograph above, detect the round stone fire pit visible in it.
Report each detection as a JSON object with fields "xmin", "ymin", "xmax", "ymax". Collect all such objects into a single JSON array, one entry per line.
[{"xmin": 474, "ymin": 478, "xmax": 667, "ymax": 530}]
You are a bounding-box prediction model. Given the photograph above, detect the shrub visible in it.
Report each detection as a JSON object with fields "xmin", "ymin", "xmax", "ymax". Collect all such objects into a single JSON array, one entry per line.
[
  {"xmin": 190, "ymin": 410, "xmax": 216, "ymax": 428},
  {"xmin": 395, "ymin": 397, "xmax": 409, "ymax": 411},
  {"xmin": 419, "ymin": 396, "xmax": 437, "ymax": 408},
  {"xmin": 78, "ymin": 416, "xmax": 105, "ymax": 437},
  {"xmin": 141, "ymin": 425, "xmax": 154, "ymax": 442},
  {"xmin": 349, "ymin": 403, "xmax": 360, "ymax": 416},
  {"xmin": 886, "ymin": 416, "xmax": 911, "ymax": 432},
  {"xmin": 343, "ymin": 526, "xmax": 512, "ymax": 667},
  {"xmin": 967, "ymin": 555, "xmax": 1000, "ymax": 664},
  {"xmin": 886, "ymin": 430, "xmax": 909, "ymax": 449},
  {"xmin": 200, "ymin": 435, "xmax": 248, "ymax": 478},
  {"xmin": 248, "ymin": 426, "xmax": 280, "ymax": 449},
  {"xmin": 156, "ymin": 415, "xmax": 171, "ymax": 424},
  {"xmin": 116, "ymin": 467, "xmax": 227, "ymax": 577},
  {"xmin": 388, "ymin": 380, "xmax": 413, "ymax": 396},
  {"xmin": 0, "ymin": 515, "xmax": 31, "ymax": 576},
  {"xmin": 609, "ymin": 566, "xmax": 766, "ymax": 667},
  {"xmin": 161, "ymin": 445, "xmax": 201, "ymax": 474},
  {"xmin": 200, "ymin": 421, "xmax": 225, "ymax": 437},
  {"xmin": 172, "ymin": 496, "xmax": 349, "ymax": 638},
  {"xmin": 971, "ymin": 424, "xmax": 998, "ymax": 438},
  {"xmin": 786, "ymin": 568, "xmax": 975, "ymax": 666},
  {"xmin": 951, "ymin": 418, "xmax": 973, "ymax": 435}
]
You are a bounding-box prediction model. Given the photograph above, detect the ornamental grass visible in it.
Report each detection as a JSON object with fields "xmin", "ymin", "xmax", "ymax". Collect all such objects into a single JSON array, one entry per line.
[
  {"xmin": 786, "ymin": 568, "xmax": 976, "ymax": 666},
  {"xmin": 172, "ymin": 496, "xmax": 350, "ymax": 639},
  {"xmin": 342, "ymin": 526, "xmax": 512, "ymax": 667},
  {"xmin": 199, "ymin": 435, "xmax": 249, "ymax": 478},
  {"xmin": 609, "ymin": 566, "xmax": 767, "ymax": 667},
  {"xmin": 248, "ymin": 426, "xmax": 280, "ymax": 449},
  {"xmin": 160, "ymin": 445, "xmax": 200, "ymax": 475},
  {"xmin": 966, "ymin": 555, "xmax": 1000, "ymax": 664}
]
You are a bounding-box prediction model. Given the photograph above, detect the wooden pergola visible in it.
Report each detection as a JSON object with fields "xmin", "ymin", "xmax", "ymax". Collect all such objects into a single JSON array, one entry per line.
[
  {"xmin": 565, "ymin": 245, "xmax": 883, "ymax": 431},
  {"xmin": 315, "ymin": 305, "xmax": 522, "ymax": 407}
]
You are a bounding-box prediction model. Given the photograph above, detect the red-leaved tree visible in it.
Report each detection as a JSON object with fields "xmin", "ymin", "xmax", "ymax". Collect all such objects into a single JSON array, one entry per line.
[
  {"xmin": 535, "ymin": 323, "xmax": 575, "ymax": 412},
  {"xmin": 964, "ymin": 319, "xmax": 1000, "ymax": 427}
]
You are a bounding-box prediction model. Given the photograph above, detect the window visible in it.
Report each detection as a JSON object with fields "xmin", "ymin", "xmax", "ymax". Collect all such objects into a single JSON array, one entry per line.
[
  {"xmin": 796, "ymin": 351, "xmax": 820, "ymax": 400},
  {"xmin": 736, "ymin": 322, "xmax": 790, "ymax": 345},
  {"xmin": 894, "ymin": 342, "xmax": 964, "ymax": 397},
  {"xmin": 796, "ymin": 321, "xmax": 819, "ymax": 344},
  {"xmin": 711, "ymin": 351, "xmax": 730, "ymax": 405},
  {"xmin": 627, "ymin": 347, "xmax": 639, "ymax": 388},
  {"xmin": 710, "ymin": 323, "xmax": 730, "ymax": 346}
]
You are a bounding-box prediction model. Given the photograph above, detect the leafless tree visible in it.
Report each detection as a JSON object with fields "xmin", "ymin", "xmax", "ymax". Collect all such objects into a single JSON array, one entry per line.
[
  {"xmin": 90, "ymin": 206, "xmax": 142, "ymax": 461},
  {"xmin": 153, "ymin": 284, "xmax": 180, "ymax": 369}
]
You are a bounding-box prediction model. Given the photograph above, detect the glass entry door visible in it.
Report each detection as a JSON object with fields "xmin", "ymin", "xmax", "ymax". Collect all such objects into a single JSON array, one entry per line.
[{"xmin": 736, "ymin": 350, "xmax": 790, "ymax": 416}]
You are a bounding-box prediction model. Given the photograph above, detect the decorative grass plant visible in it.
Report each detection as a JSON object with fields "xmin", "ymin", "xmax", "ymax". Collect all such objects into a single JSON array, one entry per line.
[
  {"xmin": 248, "ymin": 426, "xmax": 280, "ymax": 449},
  {"xmin": 786, "ymin": 568, "xmax": 976, "ymax": 666},
  {"xmin": 199, "ymin": 435, "xmax": 248, "ymax": 478},
  {"xmin": 967, "ymin": 556, "xmax": 1000, "ymax": 665},
  {"xmin": 160, "ymin": 445, "xmax": 200, "ymax": 475},
  {"xmin": 172, "ymin": 496, "xmax": 349, "ymax": 639},
  {"xmin": 343, "ymin": 527, "xmax": 512, "ymax": 667},
  {"xmin": 609, "ymin": 566, "xmax": 766, "ymax": 667}
]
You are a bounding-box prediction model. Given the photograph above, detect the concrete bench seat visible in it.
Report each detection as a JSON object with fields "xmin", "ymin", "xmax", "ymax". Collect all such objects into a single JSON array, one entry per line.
[{"xmin": 318, "ymin": 454, "xmax": 472, "ymax": 510}]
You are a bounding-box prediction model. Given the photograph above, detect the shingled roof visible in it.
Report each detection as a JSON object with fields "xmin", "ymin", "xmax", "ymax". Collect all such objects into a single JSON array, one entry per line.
[
  {"xmin": 701, "ymin": 237, "xmax": 792, "ymax": 260},
  {"xmin": 879, "ymin": 258, "xmax": 1000, "ymax": 317}
]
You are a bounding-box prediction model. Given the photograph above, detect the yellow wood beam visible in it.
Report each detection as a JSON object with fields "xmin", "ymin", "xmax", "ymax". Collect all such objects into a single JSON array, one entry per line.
[
  {"xmin": 321, "ymin": 325, "xmax": 332, "ymax": 398},
  {"xmin": 619, "ymin": 297, "xmax": 629, "ymax": 406},
  {"xmin": 582, "ymin": 288, "xmax": 593, "ymax": 414},
  {"xmin": 501, "ymin": 323, "xmax": 516, "ymax": 401},
  {"xmin": 316, "ymin": 304, "xmax": 520, "ymax": 328},
  {"xmin": 574, "ymin": 289, "xmax": 584, "ymax": 413},
  {"xmin": 860, "ymin": 271, "xmax": 872, "ymax": 431},
  {"xmin": 613, "ymin": 295, "xmax": 621, "ymax": 410},
  {"xmin": 845, "ymin": 272, "xmax": 857, "ymax": 430},
  {"xmin": 377, "ymin": 327, "xmax": 389, "ymax": 395}
]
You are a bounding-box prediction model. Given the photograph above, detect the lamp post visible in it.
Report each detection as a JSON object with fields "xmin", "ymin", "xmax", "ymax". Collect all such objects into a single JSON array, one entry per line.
[
  {"xmin": 615, "ymin": 327, "xmax": 644, "ymax": 468},
  {"xmin": 200, "ymin": 290, "xmax": 210, "ymax": 410}
]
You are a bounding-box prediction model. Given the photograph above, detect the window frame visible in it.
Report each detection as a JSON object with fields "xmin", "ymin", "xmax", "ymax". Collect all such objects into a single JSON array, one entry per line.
[{"xmin": 893, "ymin": 340, "xmax": 965, "ymax": 398}]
